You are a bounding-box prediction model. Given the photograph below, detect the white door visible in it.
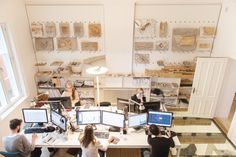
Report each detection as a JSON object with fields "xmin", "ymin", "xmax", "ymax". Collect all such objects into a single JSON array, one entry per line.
[{"xmin": 188, "ymin": 57, "xmax": 228, "ymax": 118}]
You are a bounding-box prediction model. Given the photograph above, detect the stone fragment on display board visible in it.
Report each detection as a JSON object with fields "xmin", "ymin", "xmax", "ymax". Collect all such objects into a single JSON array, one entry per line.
[
  {"xmin": 31, "ymin": 22, "xmax": 43, "ymax": 37},
  {"xmin": 45, "ymin": 22, "xmax": 56, "ymax": 37},
  {"xmin": 159, "ymin": 21, "xmax": 168, "ymax": 38},
  {"xmin": 59, "ymin": 22, "xmax": 70, "ymax": 37}
]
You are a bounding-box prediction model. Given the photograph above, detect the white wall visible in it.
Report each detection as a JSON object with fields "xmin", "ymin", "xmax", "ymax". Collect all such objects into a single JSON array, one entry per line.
[
  {"xmin": 0, "ymin": 0, "xmax": 37, "ymax": 148},
  {"xmin": 211, "ymin": 0, "xmax": 236, "ymax": 144}
]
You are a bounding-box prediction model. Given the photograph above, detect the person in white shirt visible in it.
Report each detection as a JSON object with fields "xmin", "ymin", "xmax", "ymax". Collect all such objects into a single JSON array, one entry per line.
[
  {"xmin": 79, "ymin": 125, "xmax": 112, "ymax": 157},
  {"xmin": 62, "ymin": 80, "xmax": 80, "ymax": 107}
]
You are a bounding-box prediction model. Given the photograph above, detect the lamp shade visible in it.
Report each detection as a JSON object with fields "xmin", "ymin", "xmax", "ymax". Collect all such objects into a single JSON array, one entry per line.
[{"xmin": 86, "ymin": 66, "xmax": 108, "ymax": 75}]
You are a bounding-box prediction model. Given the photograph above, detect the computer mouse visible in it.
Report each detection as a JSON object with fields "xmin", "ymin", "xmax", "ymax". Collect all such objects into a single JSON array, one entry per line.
[{"xmin": 46, "ymin": 126, "xmax": 56, "ymax": 132}]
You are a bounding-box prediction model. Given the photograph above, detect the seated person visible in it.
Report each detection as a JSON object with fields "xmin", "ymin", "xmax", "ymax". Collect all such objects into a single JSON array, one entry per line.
[
  {"xmin": 79, "ymin": 125, "xmax": 112, "ymax": 157},
  {"xmin": 2, "ymin": 119, "xmax": 41, "ymax": 157},
  {"xmin": 145, "ymin": 124, "xmax": 175, "ymax": 157},
  {"xmin": 62, "ymin": 80, "xmax": 80, "ymax": 107},
  {"xmin": 131, "ymin": 88, "xmax": 146, "ymax": 111}
]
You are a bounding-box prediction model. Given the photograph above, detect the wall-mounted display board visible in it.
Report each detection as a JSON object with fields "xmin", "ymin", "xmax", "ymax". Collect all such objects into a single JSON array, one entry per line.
[
  {"xmin": 26, "ymin": 4, "xmax": 106, "ymax": 77},
  {"xmin": 133, "ymin": 4, "xmax": 221, "ymax": 75}
]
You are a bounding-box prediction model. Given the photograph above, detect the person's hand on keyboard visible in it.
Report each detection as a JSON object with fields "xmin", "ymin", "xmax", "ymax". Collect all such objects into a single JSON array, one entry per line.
[{"xmin": 31, "ymin": 133, "xmax": 38, "ymax": 144}]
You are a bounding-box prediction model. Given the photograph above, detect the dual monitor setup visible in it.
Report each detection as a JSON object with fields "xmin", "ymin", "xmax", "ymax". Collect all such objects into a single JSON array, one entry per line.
[{"xmin": 22, "ymin": 108, "xmax": 173, "ymax": 133}]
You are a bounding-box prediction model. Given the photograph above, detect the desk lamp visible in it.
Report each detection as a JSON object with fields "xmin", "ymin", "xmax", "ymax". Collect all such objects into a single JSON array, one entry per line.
[{"xmin": 86, "ymin": 66, "xmax": 108, "ymax": 108}]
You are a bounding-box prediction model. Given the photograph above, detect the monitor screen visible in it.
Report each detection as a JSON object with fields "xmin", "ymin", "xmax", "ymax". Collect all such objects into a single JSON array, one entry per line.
[
  {"xmin": 22, "ymin": 108, "xmax": 48, "ymax": 123},
  {"xmin": 51, "ymin": 110, "xmax": 67, "ymax": 131},
  {"xmin": 48, "ymin": 96, "xmax": 72, "ymax": 109},
  {"xmin": 143, "ymin": 101, "xmax": 160, "ymax": 112},
  {"xmin": 102, "ymin": 111, "xmax": 125, "ymax": 128},
  {"xmin": 76, "ymin": 110, "xmax": 101, "ymax": 125},
  {"xmin": 49, "ymin": 101, "xmax": 62, "ymax": 114},
  {"xmin": 147, "ymin": 111, "xmax": 173, "ymax": 127},
  {"xmin": 128, "ymin": 113, "xmax": 147, "ymax": 127}
]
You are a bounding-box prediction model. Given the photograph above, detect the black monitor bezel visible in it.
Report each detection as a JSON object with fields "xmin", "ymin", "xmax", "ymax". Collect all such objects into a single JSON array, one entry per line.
[
  {"xmin": 101, "ymin": 111, "xmax": 125, "ymax": 128},
  {"xmin": 143, "ymin": 101, "xmax": 161, "ymax": 111},
  {"xmin": 48, "ymin": 96, "xmax": 72, "ymax": 109},
  {"xmin": 147, "ymin": 111, "xmax": 173, "ymax": 128},
  {"xmin": 76, "ymin": 110, "xmax": 101, "ymax": 125},
  {"xmin": 128, "ymin": 113, "xmax": 147, "ymax": 128},
  {"xmin": 51, "ymin": 109, "xmax": 67, "ymax": 132},
  {"xmin": 22, "ymin": 108, "xmax": 48, "ymax": 123}
]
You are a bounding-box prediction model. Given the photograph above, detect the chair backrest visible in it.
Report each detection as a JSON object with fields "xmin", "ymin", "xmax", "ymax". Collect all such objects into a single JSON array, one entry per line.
[{"xmin": 0, "ymin": 151, "xmax": 21, "ymax": 157}]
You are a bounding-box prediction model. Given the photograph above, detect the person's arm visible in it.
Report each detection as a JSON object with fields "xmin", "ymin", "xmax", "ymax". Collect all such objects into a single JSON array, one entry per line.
[
  {"xmin": 147, "ymin": 135, "xmax": 152, "ymax": 145},
  {"xmin": 142, "ymin": 96, "xmax": 146, "ymax": 103},
  {"xmin": 97, "ymin": 140, "xmax": 109, "ymax": 151},
  {"xmin": 17, "ymin": 134, "xmax": 36, "ymax": 155},
  {"xmin": 169, "ymin": 137, "xmax": 175, "ymax": 148}
]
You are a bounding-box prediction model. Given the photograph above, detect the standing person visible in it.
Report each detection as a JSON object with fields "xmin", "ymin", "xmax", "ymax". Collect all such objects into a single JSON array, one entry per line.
[
  {"xmin": 79, "ymin": 125, "xmax": 112, "ymax": 157},
  {"xmin": 131, "ymin": 88, "xmax": 146, "ymax": 112},
  {"xmin": 2, "ymin": 119, "xmax": 41, "ymax": 157},
  {"xmin": 146, "ymin": 124, "xmax": 175, "ymax": 157},
  {"xmin": 62, "ymin": 80, "xmax": 80, "ymax": 107}
]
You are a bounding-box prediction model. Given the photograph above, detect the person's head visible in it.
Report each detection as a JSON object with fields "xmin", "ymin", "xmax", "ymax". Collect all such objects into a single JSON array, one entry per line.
[
  {"xmin": 149, "ymin": 124, "xmax": 160, "ymax": 136},
  {"xmin": 65, "ymin": 80, "xmax": 75, "ymax": 99},
  {"xmin": 9, "ymin": 119, "xmax": 22, "ymax": 133},
  {"xmin": 80, "ymin": 125, "xmax": 95, "ymax": 148},
  {"xmin": 136, "ymin": 88, "xmax": 144, "ymax": 98}
]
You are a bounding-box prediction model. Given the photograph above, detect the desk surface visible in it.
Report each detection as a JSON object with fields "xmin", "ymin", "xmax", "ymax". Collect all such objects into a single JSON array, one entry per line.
[{"xmin": 25, "ymin": 106, "xmax": 180, "ymax": 149}]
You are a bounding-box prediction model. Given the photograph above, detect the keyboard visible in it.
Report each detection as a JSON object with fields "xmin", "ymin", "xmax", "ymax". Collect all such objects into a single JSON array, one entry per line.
[
  {"xmin": 24, "ymin": 127, "xmax": 45, "ymax": 134},
  {"xmin": 94, "ymin": 131, "xmax": 109, "ymax": 139}
]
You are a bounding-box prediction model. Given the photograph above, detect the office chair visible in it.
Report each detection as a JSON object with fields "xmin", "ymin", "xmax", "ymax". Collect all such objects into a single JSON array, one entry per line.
[{"xmin": 0, "ymin": 151, "xmax": 21, "ymax": 157}]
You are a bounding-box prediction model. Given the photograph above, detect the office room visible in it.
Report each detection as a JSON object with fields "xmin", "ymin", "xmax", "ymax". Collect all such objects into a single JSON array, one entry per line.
[{"xmin": 0, "ymin": 0, "xmax": 236, "ymax": 156}]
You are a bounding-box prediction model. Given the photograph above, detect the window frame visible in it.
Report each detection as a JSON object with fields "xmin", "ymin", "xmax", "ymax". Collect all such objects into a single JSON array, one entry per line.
[{"xmin": 0, "ymin": 23, "xmax": 25, "ymax": 115}]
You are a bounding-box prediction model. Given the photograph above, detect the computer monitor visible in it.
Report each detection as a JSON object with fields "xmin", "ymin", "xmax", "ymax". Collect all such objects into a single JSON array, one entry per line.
[
  {"xmin": 48, "ymin": 96, "xmax": 72, "ymax": 109},
  {"xmin": 51, "ymin": 110, "xmax": 67, "ymax": 131},
  {"xmin": 128, "ymin": 113, "xmax": 147, "ymax": 127},
  {"xmin": 102, "ymin": 111, "xmax": 125, "ymax": 128},
  {"xmin": 76, "ymin": 110, "xmax": 101, "ymax": 125},
  {"xmin": 147, "ymin": 111, "xmax": 173, "ymax": 127},
  {"xmin": 22, "ymin": 108, "xmax": 48, "ymax": 123},
  {"xmin": 49, "ymin": 101, "xmax": 62, "ymax": 114},
  {"xmin": 143, "ymin": 101, "xmax": 160, "ymax": 112}
]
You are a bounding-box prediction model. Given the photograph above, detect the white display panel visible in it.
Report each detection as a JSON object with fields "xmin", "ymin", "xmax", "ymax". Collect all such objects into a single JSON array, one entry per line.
[
  {"xmin": 51, "ymin": 110, "xmax": 67, "ymax": 131},
  {"xmin": 102, "ymin": 111, "xmax": 125, "ymax": 128},
  {"xmin": 77, "ymin": 110, "xmax": 101, "ymax": 125},
  {"xmin": 128, "ymin": 113, "xmax": 147, "ymax": 127},
  {"xmin": 22, "ymin": 109, "xmax": 48, "ymax": 123}
]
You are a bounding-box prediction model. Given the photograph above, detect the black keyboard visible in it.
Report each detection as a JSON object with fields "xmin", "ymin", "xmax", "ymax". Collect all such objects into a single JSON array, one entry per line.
[
  {"xmin": 160, "ymin": 130, "xmax": 177, "ymax": 137},
  {"xmin": 24, "ymin": 127, "xmax": 45, "ymax": 134}
]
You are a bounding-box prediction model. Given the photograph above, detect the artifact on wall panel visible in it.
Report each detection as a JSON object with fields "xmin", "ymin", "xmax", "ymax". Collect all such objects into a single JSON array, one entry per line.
[
  {"xmin": 45, "ymin": 22, "xmax": 56, "ymax": 37},
  {"xmin": 200, "ymin": 26, "xmax": 216, "ymax": 37},
  {"xmin": 156, "ymin": 41, "xmax": 169, "ymax": 51},
  {"xmin": 134, "ymin": 19, "xmax": 156, "ymax": 38},
  {"xmin": 135, "ymin": 53, "xmax": 150, "ymax": 64},
  {"xmin": 81, "ymin": 42, "xmax": 98, "ymax": 51},
  {"xmin": 31, "ymin": 22, "xmax": 43, "ymax": 37},
  {"xmin": 197, "ymin": 39, "xmax": 213, "ymax": 52},
  {"xmin": 59, "ymin": 22, "xmax": 70, "ymax": 37},
  {"xmin": 57, "ymin": 37, "xmax": 77, "ymax": 51},
  {"xmin": 159, "ymin": 22, "xmax": 168, "ymax": 38},
  {"xmin": 172, "ymin": 28, "xmax": 199, "ymax": 51},
  {"xmin": 74, "ymin": 22, "xmax": 84, "ymax": 37},
  {"xmin": 135, "ymin": 42, "xmax": 153, "ymax": 51},
  {"xmin": 35, "ymin": 38, "xmax": 54, "ymax": 51},
  {"xmin": 88, "ymin": 23, "xmax": 101, "ymax": 37}
]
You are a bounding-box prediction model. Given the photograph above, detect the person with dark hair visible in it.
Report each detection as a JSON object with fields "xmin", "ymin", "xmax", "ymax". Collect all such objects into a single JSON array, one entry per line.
[
  {"xmin": 2, "ymin": 118, "xmax": 41, "ymax": 157},
  {"xmin": 79, "ymin": 125, "xmax": 112, "ymax": 157},
  {"xmin": 146, "ymin": 124, "xmax": 175, "ymax": 157},
  {"xmin": 62, "ymin": 80, "xmax": 80, "ymax": 107}
]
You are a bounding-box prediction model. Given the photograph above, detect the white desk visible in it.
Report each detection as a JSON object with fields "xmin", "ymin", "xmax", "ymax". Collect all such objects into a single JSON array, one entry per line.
[{"xmin": 25, "ymin": 106, "xmax": 181, "ymax": 156}]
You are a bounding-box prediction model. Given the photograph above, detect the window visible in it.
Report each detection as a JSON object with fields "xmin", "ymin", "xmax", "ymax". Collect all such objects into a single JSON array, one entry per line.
[{"xmin": 0, "ymin": 24, "xmax": 23, "ymax": 114}]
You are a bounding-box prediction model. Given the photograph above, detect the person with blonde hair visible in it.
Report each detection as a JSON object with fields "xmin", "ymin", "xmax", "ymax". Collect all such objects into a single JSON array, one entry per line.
[{"xmin": 62, "ymin": 80, "xmax": 80, "ymax": 106}]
